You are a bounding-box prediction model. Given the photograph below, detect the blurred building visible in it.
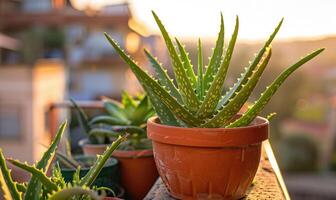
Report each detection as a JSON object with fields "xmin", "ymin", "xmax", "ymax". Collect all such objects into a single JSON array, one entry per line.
[{"xmin": 0, "ymin": 0, "xmax": 166, "ymax": 100}]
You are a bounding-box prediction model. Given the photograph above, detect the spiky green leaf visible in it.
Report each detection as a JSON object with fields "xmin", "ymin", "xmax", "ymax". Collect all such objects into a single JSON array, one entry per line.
[
  {"xmin": 102, "ymin": 97, "xmax": 129, "ymax": 124},
  {"xmin": 79, "ymin": 135, "xmax": 126, "ymax": 186},
  {"xmin": 227, "ymin": 48, "xmax": 324, "ymax": 127},
  {"xmin": 197, "ymin": 39, "xmax": 204, "ymax": 100},
  {"xmin": 104, "ymin": 33, "xmax": 202, "ymax": 126},
  {"xmin": 175, "ymin": 38, "xmax": 197, "ymax": 88},
  {"xmin": 0, "ymin": 149, "xmax": 22, "ymax": 200},
  {"xmin": 202, "ymin": 47, "xmax": 272, "ymax": 127},
  {"xmin": 70, "ymin": 99, "xmax": 90, "ymax": 136},
  {"xmin": 152, "ymin": 11, "xmax": 200, "ymax": 112},
  {"xmin": 203, "ymin": 13, "xmax": 225, "ymax": 92},
  {"xmin": 144, "ymin": 49, "xmax": 183, "ymax": 103},
  {"xmin": 198, "ymin": 16, "xmax": 239, "ymax": 119},
  {"xmin": 131, "ymin": 95, "xmax": 154, "ymax": 125},
  {"xmin": 89, "ymin": 116, "xmax": 128, "ymax": 126},
  {"xmin": 216, "ymin": 18, "xmax": 284, "ymax": 109},
  {"xmin": 7, "ymin": 159, "xmax": 58, "ymax": 192},
  {"xmin": 24, "ymin": 121, "xmax": 66, "ymax": 200}
]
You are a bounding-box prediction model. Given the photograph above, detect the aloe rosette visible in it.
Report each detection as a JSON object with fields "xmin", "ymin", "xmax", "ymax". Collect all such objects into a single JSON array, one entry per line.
[
  {"xmin": 0, "ymin": 121, "xmax": 126, "ymax": 200},
  {"xmin": 104, "ymin": 11, "xmax": 324, "ymax": 128}
]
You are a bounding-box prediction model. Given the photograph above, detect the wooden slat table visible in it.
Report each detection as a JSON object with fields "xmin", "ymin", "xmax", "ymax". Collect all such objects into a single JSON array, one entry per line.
[{"xmin": 144, "ymin": 141, "xmax": 290, "ymax": 200}]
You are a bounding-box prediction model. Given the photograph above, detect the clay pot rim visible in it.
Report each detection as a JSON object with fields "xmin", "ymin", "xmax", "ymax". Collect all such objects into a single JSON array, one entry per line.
[
  {"xmin": 79, "ymin": 138, "xmax": 153, "ymax": 158},
  {"xmin": 147, "ymin": 115, "xmax": 269, "ymax": 147},
  {"xmin": 148, "ymin": 115, "xmax": 269, "ymax": 131}
]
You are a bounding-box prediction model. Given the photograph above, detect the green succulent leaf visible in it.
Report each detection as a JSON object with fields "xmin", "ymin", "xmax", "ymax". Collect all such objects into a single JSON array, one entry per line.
[
  {"xmin": 121, "ymin": 91, "xmax": 137, "ymax": 118},
  {"xmin": 152, "ymin": 11, "xmax": 200, "ymax": 112},
  {"xmin": 227, "ymin": 48, "xmax": 324, "ymax": 127},
  {"xmin": 16, "ymin": 183, "xmax": 26, "ymax": 194},
  {"xmin": 89, "ymin": 116, "xmax": 128, "ymax": 126},
  {"xmin": 203, "ymin": 13, "xmax": 225, "ymax": 92},
  {"xmin": 198, "ymin": 16, "xmax": 239, "ymax": 119},
  {"xmin": 48, "ymin": 187, "xmax": 100, "ymax": 200},
  {"xmin": 266, "ymin": 112, "xmax": 277, "ymax": 121},
  {"xmin": 0, "ymin": 149, "xmax": 22, "ymax": 200},
  {"xmin": 144, "ymin": 49, "xmax": 183, "ymax": 103},
  {"xmin": 144, "ymin": 85, "xmax": 181, "ymax": 126},
  {"xmin": 131, "ymin": 95, "xmax": 154, "ymax": 125},
  {"xmin": 79, "ymin": 135, "xmax": 126, "ymax": 186},
  {"xmin": 175, "ymin": 38, "xmax": 197, "ymax": 88},
  {"xmin": 202, "ymin": 47, "xmax": 272, "ymax": 127},
  {"xmin": 102, "ymin": 97, "xmax": 129, "ymax": 124},
  {"xmin": 24, "ymin": 121, "xmax": 67, "ymax": 200},
  {"xmin": 104, "ymin": 33, "xmax": 202, "ymax": 127},
  {"xmin": 216, "ymin": 18, "xmax": 284, "ymax": 109},
  {"xmin": 89, "ymin": 128, "xmax": 119, "ymax": 138},
  {"xmin": 70, "ymin": 99, "xmax": 90, "ymax": 136},
  {"xmin": 197, "ymin": 39, "xmax": 204, "ymax": 100},
  {"xmin": 7, "ymin": 159, "xmax": 58, "ymax": 193}
]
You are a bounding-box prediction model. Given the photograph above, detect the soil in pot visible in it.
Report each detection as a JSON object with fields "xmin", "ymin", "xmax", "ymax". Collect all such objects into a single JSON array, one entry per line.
[
  {"xmin": 79, "ymin": 139, "xmax": 159, "ymax": 200},
  {"xmin": 147, "ymin": 116, "xmax": 269, "ymax": 200},
  {"xmin": 60, "ymin": 155, "xmax": 123, "ymax": 197}
]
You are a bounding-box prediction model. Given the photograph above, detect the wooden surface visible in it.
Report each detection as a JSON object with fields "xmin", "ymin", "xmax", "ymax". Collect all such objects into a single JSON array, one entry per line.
[{"xmin": 144, "ymin": 141, "xmax": 290, "ymax": 200}]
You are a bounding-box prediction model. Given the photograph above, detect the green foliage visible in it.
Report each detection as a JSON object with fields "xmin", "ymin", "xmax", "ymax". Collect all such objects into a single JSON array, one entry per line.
[
  {"xmin": 0, "ymin": 122, "xmax": 125, "ymax": 200},
  {"xmin": 72, "ymin": 92, "xmax": 155, "ymax": 149},
  {"xmin": 105, "ymin": 11, "xmax": 324, "ymax": 128}
]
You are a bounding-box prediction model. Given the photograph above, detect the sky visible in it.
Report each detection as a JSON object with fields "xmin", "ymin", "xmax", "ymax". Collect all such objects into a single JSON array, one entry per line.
[{"xmin": 123, "ymin": 0, "xmax": 336, "ymax": 41}]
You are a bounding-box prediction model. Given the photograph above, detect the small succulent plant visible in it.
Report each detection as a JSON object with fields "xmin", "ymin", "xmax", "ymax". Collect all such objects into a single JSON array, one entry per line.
[
  {"xmin": 72, "ymin": 92, "xmax": 154, "ymax": 149},
  {"xmin": 104, "ymin": 11, "xmax": 324, "ymax": 128},
  {"xmin": 0, "ymin": 121, "xmax": 126, "ymax": 200}
]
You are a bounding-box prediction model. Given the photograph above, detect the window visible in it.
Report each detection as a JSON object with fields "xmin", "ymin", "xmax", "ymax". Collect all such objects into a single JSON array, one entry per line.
[{"xmin": 0, "ymin": 105, "xmax": 22, "ymax": 139}]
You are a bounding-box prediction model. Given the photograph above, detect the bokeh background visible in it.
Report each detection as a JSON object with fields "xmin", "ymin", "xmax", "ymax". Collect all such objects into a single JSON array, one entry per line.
[{"xmin": 1, "ymin": 0, "xmax": 336, "ymax": 199}]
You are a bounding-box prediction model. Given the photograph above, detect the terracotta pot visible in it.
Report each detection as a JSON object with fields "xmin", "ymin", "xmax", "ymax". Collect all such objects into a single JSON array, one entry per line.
[
  {"xmin": 112, "ymin": 149, "xmax": 158, "ymax": 200},
  {"xmin": 79, "ymin": 139, "xmax": 158, "ymax": 200},
  {"xmin": 147, "ymin": 116, "xmax": 269, "ymax": 200}
]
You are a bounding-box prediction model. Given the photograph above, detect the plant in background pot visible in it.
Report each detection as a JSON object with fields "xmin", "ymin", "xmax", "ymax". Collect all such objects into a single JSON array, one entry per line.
[
  {"xmin": 55, "ymin": 146, "xmax": 124, "ymax": 198},
  {"xmin": 72, "ymin": 93, "xmax": 158, "ymax": 200},
  {"xmin": 104, "ymin": 11, "xmax": 324, "ymax": 199},
  {"xmin": 0, "ymin": 121, "xmax": 126, "ymax": 200}
]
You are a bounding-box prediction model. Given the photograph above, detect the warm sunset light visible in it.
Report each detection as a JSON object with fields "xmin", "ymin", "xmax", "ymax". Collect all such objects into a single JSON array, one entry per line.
[{"xmin": 127, "ymin": 0, "xmax": 336, "ymax": 40}]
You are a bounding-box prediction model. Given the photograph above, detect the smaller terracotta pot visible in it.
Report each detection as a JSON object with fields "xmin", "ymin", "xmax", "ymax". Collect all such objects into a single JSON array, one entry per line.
[
  {"xmin": 112, "ymin": 149, "xmax": 158, "ymax": 200},
  {"xmin": 147, "ymin": 116, "xmax": 269, "ymax": 200},
  {"xmin": 79, "ymin": 139, "xmax": 158, "ymax": 200}
]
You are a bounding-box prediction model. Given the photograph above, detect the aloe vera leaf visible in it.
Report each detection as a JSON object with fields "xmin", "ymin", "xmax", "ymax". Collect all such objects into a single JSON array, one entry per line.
[
  {"xmin": 102, "ymin": 97, "xmax": 129, "ymax": 124},
  {"xmin": 0, "ymin": 149, "xmax": 22, "ymax": 200},
  {"xmin": 144, "ymin": 49, "xmax": 183, "ymax": 103},
  {"xmin": 202, "ymin": 47, "xmax": 272, "ymax": 128},
  {"xmin": 197, "ymin": 39, "xmax": 204, "ymax": 100},
  {"xmin": 152, "ymin": 11, "xmax": 200, "ymax": 112},
  {"xmin": 130, "ymin": 95, "xmax": 153, "ymax": 125},
  {"xmin": 216, "ymin": 18, "xmax": 284, "ymax": 109},
  {"xmin": 144, "ymin": 85, "xmax": 181, "ymax": 126},
  {"xmin": 24, "ymin": 121, "xmax": 66, "ymax": 200},
  {"xmin": 48, "ymin": 187, "xmax": 100, "ymax": 200},
  {"xmin": 175, "ymin": 38, "xmax": 197, "ymax": 88},
  {"xmin": 203, "ymin": 13, "xmax": 225, "ymax": 92},
  {"xmin": 198, "ymin": 16, "xmax": 239, "ymax": 119},
  {"xmin": 105, "ymin": 33, "xmax": 202, "ymax": 127},
  {"xmin": 89, "ymin": 116, "xmax": 128, "ymax": 126},
  {"xmin": 55, "ymin": 151, "xmax": 80, "ymax": 169},
  {"xmin": 7, "ymin": 159, "xmax": 58, "ymax": 192},
  {"xmin": 69, "ymin": 99, "xmax": 90, "ymax": 135},
  {"xmin": 95, "ymin": 125, "xmax": 146, "ymax": 135},
  {"xmin": 227, "ymin": 48, "xmax": 324, "ymax": 127},
  {"xmin": 79, "ymin": 135, "xmax": 126, "ymax": 186}
]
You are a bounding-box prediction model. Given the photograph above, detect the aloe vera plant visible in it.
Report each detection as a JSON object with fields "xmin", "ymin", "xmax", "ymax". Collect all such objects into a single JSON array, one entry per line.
[
  {"xmin": 104, "ymin": 11, "xmax": 324, "ymax": 128},
  {"xmin": 72, "ymin": 92, "xmax": 154, "ymax": 149},
  {"xmin": 0, "ymin": 121, "xmax": 126, "ymax": 200}
]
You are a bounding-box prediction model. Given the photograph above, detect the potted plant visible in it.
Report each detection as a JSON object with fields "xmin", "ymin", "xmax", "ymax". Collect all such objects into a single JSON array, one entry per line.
[
  {"xmin": 0, "ymin": 121, "xmax": 126, "ymax": 200},
  {"xmin": 104, "ymin": 11, "xmax": 324, "ymax": 199},
  {"xmin": 72, "ymin": 93, "xmax": 158, "ymax": 199},
  {"xmin": 55, "ymin": 147, "xmax": 124, "ymax": 198}
]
